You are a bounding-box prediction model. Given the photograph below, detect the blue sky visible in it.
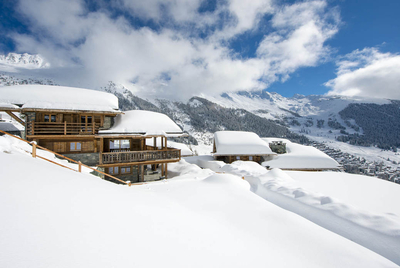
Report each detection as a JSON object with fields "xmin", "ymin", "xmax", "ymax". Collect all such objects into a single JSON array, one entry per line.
[{"xmin": 0, "ymin": 0, "xmax": 400, "ymax": 100}]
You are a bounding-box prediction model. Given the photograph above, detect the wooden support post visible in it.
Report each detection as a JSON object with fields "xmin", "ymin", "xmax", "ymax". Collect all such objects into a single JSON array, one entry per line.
[
  {"xmin": 92, "ymin": 121, "xmax": 95, "ymax": 134},
  {"xmin": 161, "ymin": 137, "xmax": 164, "ymax": 150},
  {"xmin": 31, "ymin": 121, "xmax": 35, "ymax": 135},
  {"xmin": 32, "ymin": 142, "xmax": 37, "ymax": 158},
  {"xmin": 140, "ymin": 165, "xmax": 144, "ymax": 182},
  {"xmin": 161, "ymin": 163, "xmax": 165, "ymax": 177},
  {"xmin": 5, "ymin": 111, "xmax": 24, "ymax": 126},
  {"xmin": 165, "ymin": 163, "xmax": 168, "ymax": 179},
  {"xmin": 64, "ymin": 121, "xmax": 67, "ymax": 135},
  {"xmin": 153, "ymin": 137, "xmax": 156, "ymax": 150},
  {"xmin": 78, "ymin": 161, "xmax": 82, "ymax": 172}
]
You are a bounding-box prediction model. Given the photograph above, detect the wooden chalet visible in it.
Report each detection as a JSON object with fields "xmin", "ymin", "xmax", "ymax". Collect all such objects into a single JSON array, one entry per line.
[
  {"xmin": 212, "ymin": 131, "xmax": 276, "ymax": 164},
  {"xmin": 0, "ymin": 85, "xmax": 183, "ymax": 183}
]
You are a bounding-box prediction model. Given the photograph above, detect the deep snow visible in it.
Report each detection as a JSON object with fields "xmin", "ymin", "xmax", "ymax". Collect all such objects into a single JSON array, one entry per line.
[{"xmin": 0, "ymin": 135, "xmax": 399, "ymax": 267}]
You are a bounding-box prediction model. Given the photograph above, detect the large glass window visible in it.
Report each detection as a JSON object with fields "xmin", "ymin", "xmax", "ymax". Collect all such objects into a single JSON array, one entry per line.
[{"xmin": 109, "ymin": 139, "xmax": 130, "ymax": 151}]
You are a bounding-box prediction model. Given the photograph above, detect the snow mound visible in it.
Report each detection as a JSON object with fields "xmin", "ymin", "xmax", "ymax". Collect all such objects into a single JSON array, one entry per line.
[
  {"xmin": 0, "ymin": 85, "xmax": 119, "ymax": 112},
  {"xmin": 252, "ymin": 169, "xmax": 400, "ymax": 265},
  {"xmin": 220, "ymin": 160, "xmax": 268, "ymax": 177},
  {"xmin": 262, "ymin": 138, "xmax": 340, "ymax": 170},
  {"xmin": 100, "ymin": 110, "xmax": 183, "ymax": 136},
  {"xmin": 202, "ymin": 174, "xmax": 251, "ymax": 190}
]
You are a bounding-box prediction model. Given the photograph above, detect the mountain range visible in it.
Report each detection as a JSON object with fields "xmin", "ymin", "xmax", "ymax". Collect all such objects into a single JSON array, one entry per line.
[{"xmin": 1, "ymin": 53, "xmax": 399, "ymax": 153}]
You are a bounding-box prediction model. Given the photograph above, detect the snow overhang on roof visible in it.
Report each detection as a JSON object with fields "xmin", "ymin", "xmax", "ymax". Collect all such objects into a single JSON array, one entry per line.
[
  {"xmin": 99, "ymin": 110, "xmax": 184, "ymax": 137},
  {"xmin": 213, "ymin": 131, "xmax": 276, "ymax": 156},
  {"xmin": 0, "ymin": 85, "xmax": 120, "ymax": 113}
]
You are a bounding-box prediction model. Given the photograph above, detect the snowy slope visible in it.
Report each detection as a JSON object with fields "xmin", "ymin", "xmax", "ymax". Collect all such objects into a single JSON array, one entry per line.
[
  {"xmin": 195, "ymin": 160, "xmax": 400, "ymax": 265},
  {"xmin": 0, "ymin": 136, "xmax": 399, "ymax": 267}
]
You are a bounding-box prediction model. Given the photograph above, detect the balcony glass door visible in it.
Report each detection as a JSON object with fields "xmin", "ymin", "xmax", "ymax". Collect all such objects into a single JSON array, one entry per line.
[{"xmin": 81, "ymin": 115, "xmax": 93, "ymax": 133}]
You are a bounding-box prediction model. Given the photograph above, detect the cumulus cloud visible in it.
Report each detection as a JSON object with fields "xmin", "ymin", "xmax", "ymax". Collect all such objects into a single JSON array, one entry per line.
[
  {"xmin": 10, "ymin": 0, "xmax": 340, "ymax": 100},
  {"xmin": 326, "ymin": 47, "xmax": 400, "ymax": 100}
]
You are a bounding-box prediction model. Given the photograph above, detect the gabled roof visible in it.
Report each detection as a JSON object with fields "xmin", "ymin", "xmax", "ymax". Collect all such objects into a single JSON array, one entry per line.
[
  {"xmin": 213, "ymin": 131, "xmax": 275, "ymax": 156},
  {"xmin": 99, "ymin": 110, "xmax": 184, "ymax": 137},
  {"xmin": 0, "ymin": 85, "xmax": 120, "ymax": 113}
]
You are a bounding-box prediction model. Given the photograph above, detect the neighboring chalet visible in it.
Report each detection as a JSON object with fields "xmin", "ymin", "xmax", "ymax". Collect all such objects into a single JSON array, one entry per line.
[
  {"xmin": 212, "ymin": 131, "xmax": 276, "ymax": 164},
  {"xmin": 0, "ymin": 85, "xmax": 183, "ymax": 183}
]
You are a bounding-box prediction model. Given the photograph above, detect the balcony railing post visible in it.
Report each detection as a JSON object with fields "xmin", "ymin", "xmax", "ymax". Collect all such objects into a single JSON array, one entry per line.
[
  {"xmin": 32, "ymin": 142, "xmax": 37, "ymax": 158},
  {"xmin": 64, "ymin": 121, "xmax": 67, "ymax": 135},
  {"xmin": 31, "ymin": 121, "xmax": 35, "ymax": 135}
]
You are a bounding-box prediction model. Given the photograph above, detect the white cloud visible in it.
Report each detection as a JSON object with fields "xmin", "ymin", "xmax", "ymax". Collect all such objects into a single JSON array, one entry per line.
[
  {"xmin": 257, "ymin": 0, "xmax": 339, "ymax": 83},
  {"xmin": 10, "ymin": 0, "xmax": 340, "ymax": 100},
  {"xmin": 326, "ymin": 48, "xmax": 400, "ymax": 100}
]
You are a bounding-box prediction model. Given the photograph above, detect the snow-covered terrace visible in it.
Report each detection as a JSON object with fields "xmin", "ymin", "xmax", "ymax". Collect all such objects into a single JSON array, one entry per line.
[
  {"xmin": 213, "ymin": 131, "xmax": 275, "ymax": 156},
  {"xmin": 262, "ymin": 138, "xmax": 341, "ymax": 170},
  {"xmin": 100, "ymin": 110, "xmax": 185, "ymax": 137},
  {"xmin": 0, "ymin": 85, "xmax": 120, "ymax": 113}
]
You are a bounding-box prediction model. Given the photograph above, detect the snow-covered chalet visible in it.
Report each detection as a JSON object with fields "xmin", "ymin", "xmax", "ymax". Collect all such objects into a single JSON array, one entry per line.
[
  {"xmin": 0, "ymin": 85, "xmax": 184, "ymax": 183},
  {"xmin": 212, "ymin": 131, "xmax": 276, "ymax": 164}
]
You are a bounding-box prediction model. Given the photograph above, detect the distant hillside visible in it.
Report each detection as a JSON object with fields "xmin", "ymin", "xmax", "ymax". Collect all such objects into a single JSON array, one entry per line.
[{"xmin": 338, "ymin": 101, "xmax": 400, "ymax": 150}]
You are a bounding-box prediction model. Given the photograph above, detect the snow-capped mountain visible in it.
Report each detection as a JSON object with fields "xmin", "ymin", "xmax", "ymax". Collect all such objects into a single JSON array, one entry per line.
[{"xmin": 0, "ymin": 53, "xmax": 50, "ymax": 72}]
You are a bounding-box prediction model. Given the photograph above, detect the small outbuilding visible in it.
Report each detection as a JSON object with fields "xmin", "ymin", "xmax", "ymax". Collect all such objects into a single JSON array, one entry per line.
[{"xmin": 212, "ymin": 131, "xmax": 276, "ymax": 164}]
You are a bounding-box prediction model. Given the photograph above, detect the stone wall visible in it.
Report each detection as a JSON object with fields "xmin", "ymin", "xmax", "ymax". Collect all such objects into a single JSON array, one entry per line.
[
  {"xmin": 101, "ymin": 116, "xmax": 114, "ymax": 130},
  {"xmin": 66, "ymin": 153, "xmax": 100, "ymax": 166}
]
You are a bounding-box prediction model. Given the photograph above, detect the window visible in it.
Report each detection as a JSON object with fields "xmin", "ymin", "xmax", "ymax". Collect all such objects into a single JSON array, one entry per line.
[
  {"xmin": 121, "ymin": 166, "xmax": 131, "ymax": 174},
  {"xmin": 109, "ymin": 139, "xmax": 130, "ymax": 151},
  {"xmin": 80, "ymin": 115, "xmax": 93, "ymax": 133},
  {"xmin": 109, "ymin": 166, "xmax": 119, "ymax": 175},
  {"xmin": 44, "ymin": 114, "xmax": 56, "ymax": 122},
  {"xmin": 70, "ymin": 142, "xmax": 82, "ymax": 151},
  {"xmin": 236, "ymin": 156, "xmax": 241, "ymax": 160},
  {"xmin": 249, "ymin": 156, "xmax": 253, "ymax": 161}
]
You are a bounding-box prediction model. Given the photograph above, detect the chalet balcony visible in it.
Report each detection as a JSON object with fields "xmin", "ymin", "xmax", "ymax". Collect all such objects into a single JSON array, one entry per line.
[
  {"xmin": 100, "ymin": 149, "xmax": 181, "ymax": 165},
  {"xmin": 27, "ymin": 121, "xmax": 99, "ymax": 136}
]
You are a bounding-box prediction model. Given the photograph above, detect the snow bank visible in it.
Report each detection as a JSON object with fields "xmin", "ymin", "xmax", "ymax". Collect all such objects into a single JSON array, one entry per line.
[
  {"xmin": 262, "ymin": 138, "xmax": 340, "ymax": 170},
  {"xmin": 0, "ymin": 85, "xmax": 119, "ymax": 112},
  {"xmin": 213, "ymin": 131, "xmax": 275, "ymax": 155},
  {"xmin": 1, "ymin": 136, "xmax": 398, "ymax": 268},
  {"xmin": 248, "ymin": 169, "xmax": 400, "ymax": 266},
  {"xmin": 100, "ymin": 110, "xmax": 183, "ymax": 136}
]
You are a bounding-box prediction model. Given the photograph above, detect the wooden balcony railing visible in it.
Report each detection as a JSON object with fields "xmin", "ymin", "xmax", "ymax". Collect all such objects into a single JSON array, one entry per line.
[
  {"xmin": 101, "ymin": 149, "xmax": 181, "ymax": 164},
  {"xmin": 27, "ymin": 121, "xmax": 99, "ymax": 136}
]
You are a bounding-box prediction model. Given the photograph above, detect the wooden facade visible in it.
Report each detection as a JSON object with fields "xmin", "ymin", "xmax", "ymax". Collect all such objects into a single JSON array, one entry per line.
[{"xmin": 3, "ymin": 108, "xmax": 181, "ymax": 184}]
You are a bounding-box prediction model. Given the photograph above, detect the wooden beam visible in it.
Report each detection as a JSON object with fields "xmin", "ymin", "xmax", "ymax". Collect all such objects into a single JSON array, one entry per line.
[
  {"xmin": 140, "ymin": 165, "xmax": 144, "ymax": 182},
  {"xmin": 5, "ymin": 111, "xmax": 24, "ymax": 126}
]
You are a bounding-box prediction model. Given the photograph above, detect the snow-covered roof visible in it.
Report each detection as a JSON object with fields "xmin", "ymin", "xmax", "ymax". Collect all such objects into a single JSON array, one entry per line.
[
  {"xmin": 213, "ymin": 131, "xmax": 275, "ymax": 156},
  {"xmin": 0, "ymin": 85, "xmax": 119, "ymax": 113},
  {"xmin": 100, "ymin": 110, "xmax": 183, "ymax": 136},
  {"xmin": 262, "ymin": 138, "xmax": 340, "ymax": 170},
  {"xmin": 0, "ymin": 122, "xmax": 21, "ymax": 132}
]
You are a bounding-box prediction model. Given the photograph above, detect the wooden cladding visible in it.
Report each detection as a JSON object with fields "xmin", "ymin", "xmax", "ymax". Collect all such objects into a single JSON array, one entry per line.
[
  {"xmin": 101, "ymin": 149, "xmax": 181, "ymax": 164},
  {"xmin": 29, "ymin": 112, "xmax": 106, "ymax": 136},
  {"xmin": 40, "ymin": 140, "xmax": 95, "ymax": 153}
]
